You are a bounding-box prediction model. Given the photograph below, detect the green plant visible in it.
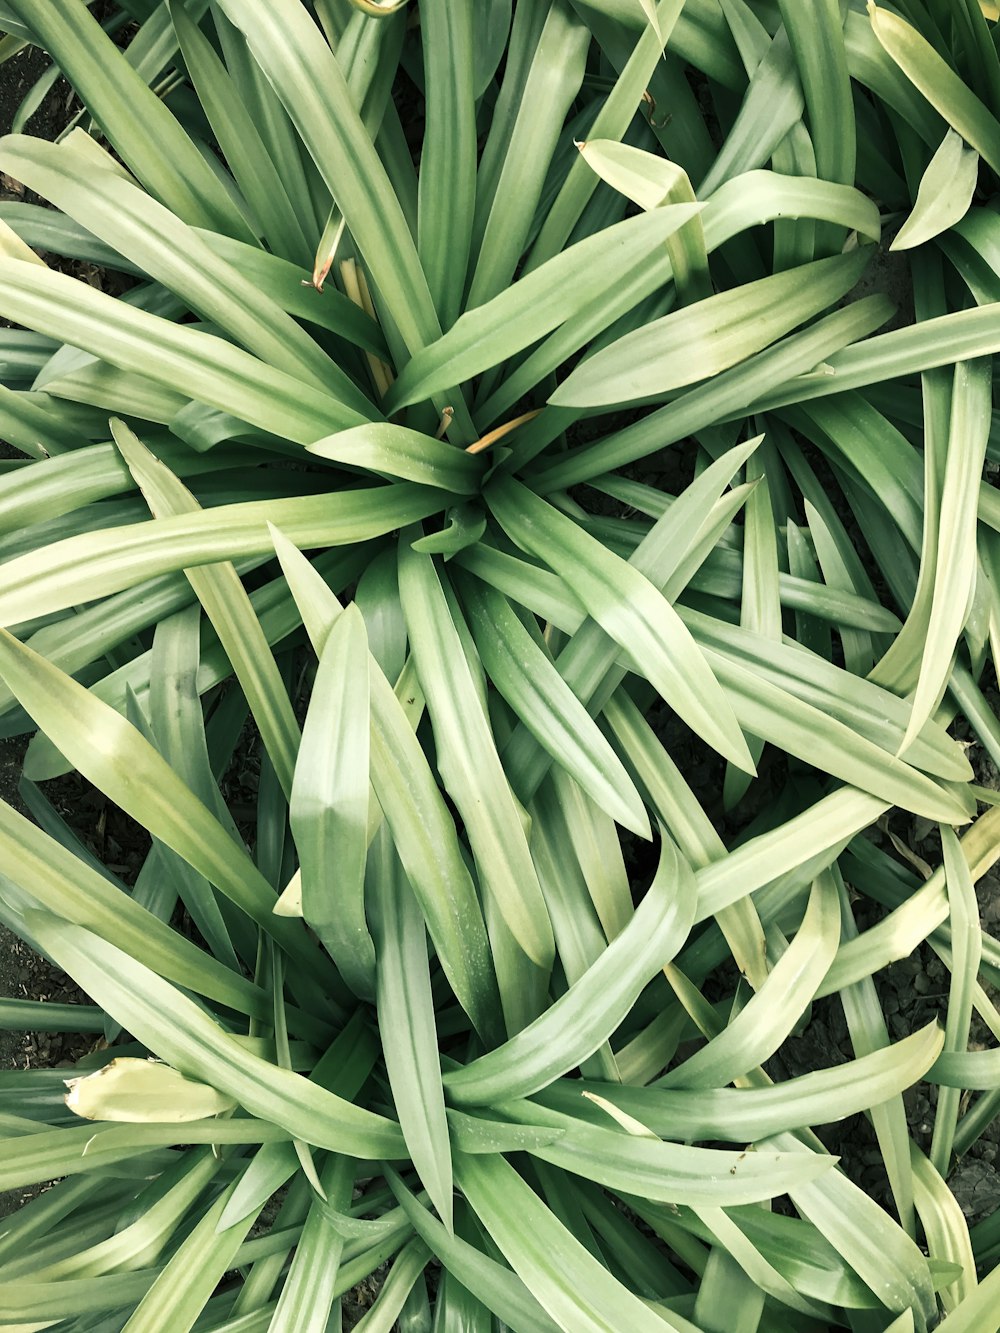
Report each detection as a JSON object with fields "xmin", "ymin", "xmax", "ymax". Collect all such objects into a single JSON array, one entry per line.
[{"xmin": 0, "ymin": 0, "xmax": 999, "ymax": 1328}]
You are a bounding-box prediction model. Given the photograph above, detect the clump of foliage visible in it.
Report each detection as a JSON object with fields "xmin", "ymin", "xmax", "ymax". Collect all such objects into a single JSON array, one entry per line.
[{"xmin": 0, "ymin": 0, "xmax": 999, "ymax": 1328}]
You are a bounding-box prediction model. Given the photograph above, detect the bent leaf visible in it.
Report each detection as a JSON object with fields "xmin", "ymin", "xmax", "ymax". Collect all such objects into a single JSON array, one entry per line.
[{"xmin": 891, "ymin": 129, "xmax": 980, "ymax": 251}]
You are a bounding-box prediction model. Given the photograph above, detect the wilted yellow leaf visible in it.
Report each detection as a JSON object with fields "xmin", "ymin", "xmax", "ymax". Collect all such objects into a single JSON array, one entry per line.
[{"xmin": 65, "ymin": 1057, "xmax": 237, "ymax": 1123}]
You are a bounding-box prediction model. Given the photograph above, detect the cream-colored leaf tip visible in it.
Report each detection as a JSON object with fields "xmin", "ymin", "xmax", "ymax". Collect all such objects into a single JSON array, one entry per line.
[{"xmin": 64, "ymin": 1057, "xmax": 237, "ymax": 1123}]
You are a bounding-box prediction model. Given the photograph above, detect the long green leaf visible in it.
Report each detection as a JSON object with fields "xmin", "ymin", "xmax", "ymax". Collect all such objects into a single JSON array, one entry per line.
[
  {"xmin": 869, "ymin": 1, "xmax": 1000, "ymax": 175},
  {"xmin": 291, "ymin": 602, "xmax": 375, "ymax": 998},
  {"xmin": 385, "ymin": 1168, "xmax": 562, "ymax": 1333},
  {"xmin": 0, "ymin": 483, "xmax": 443, "ymax": 628},
  {"xmin": 417, "ymin": 0, "xmax": 475, "ymax": 327},
  {"xmin": 0, "ymin": 798, "xmax": 268, "ymax": 1020},
  {"xmin": 0, "ymin": 133, "xmax": 374, "ymax": 417},
  {"xmin": 903, "ymin": 358, "xmax": 991, "ymax": 752},
  {"xmin": 385, "ymin": 204, "xmax": 703, "ymax": 412},
  {"xmin": 398, "ymin": 538, "xmax": 555, "ymax": 968},
  {"xmin": 6, "ymin": 0, "xmax": 252, "ymax": 236},
  {"xmin": 550, "ymin": 247, "xmax": 871, "ymax": 407},
  {"xmin": 169, "ymin": 0, "xmax": 312, "ymax": 266},
  {"xmin": 309, "ymin": 424, "xmax": 485, "ymax": 494},
  {"xmin": 269, "ymin": 527, "xmax": 502, "ymax": 1043},
  {"xmin": 0, "ymin": 254, "xmax": 369, "ymax": 441},
  {"xmin": 213, "ymin": 0, "xmax": 444, "ymax": 362},
  {"xmin": 454, "ymin": 1150, "xmax": 693, "ymax": 1333},
  {"xmin": 460, "ymin": 576, "xmax": 649, "ymax": 837},
  {"xmin": 25, "ymin": 912, "xmax": 406, "ymax": 1160},
  {"xmin": 114, "ymin": 421, "xmax": 302, "ymax": 801},
  {"xmin": 930, "ymin": 825, "xmax": 983, "ymax": 1175},
  {"xmin": 487, "ymin": 474, "xmax": 754, "ymax": 772},
  {"xmin": 442, "ymin": 834, "xmax": 695, "ymax": 1105},
  {"xmin": 370, "ymin": 826, "xmax": 453, "ymax": 1231},
  {"xmin": 0, "ymin": 627, "xmax": 323, "ymax": 974},
  {"xmin": 542, "ymin": 1021, "xmax": 944, "ymax": 1142},
  {"xmin": 659, "ymin": 873, "xmax": 841, "ymax": 1089},
  {"xmin": 268, "ymin": 1155, "xmax": 355, "ymax": 1333}
]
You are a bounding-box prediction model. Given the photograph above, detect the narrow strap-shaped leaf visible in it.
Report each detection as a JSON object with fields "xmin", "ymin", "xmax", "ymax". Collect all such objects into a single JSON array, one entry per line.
[
  {"xmin": 752, "ymin": 302, "xmax": 1000, "ymax": 418},
  {"xmin": 697, "ymin": 23, "xmax": 803, "ymax": 196},
  {"xmin": 200, "ymin": 232, "xmax": 387, "ymax": 356},
  {"xmin": 220, "ymin": 1010, "xmax": 377, "ymax": 1230},
  {"xmin": 117, "ymin": 1167, "xmax": 265, "ymax": 1333},
  {"xmin": 443, "ymin": 834, "xmax": 696, "ymax": 1105},
  {"xmin": 494, "ymin": 439, "xmax": 763, "ymax": 802},
  {"xmin": 387, "ymin": 204, "xmax": 701, "ymax": 414},
  {"xmin": 869, "ymin": 1, "xmax": 1000, "ymax": 175},
  {"xmin": 529, "ymin": 0, "xmax": 688, "ymax": 270},
  {"xmin": 268, "ymin": 1155, "xmax": 355, "ymax": 1333},
  {"xmin": 486, "ymin": 473, "xmax": 754, "ymax": 773},
  {"xmin": 0, "ymin": 255, "xmax": 368, "ymax": 442},
  {"xmin": 695, "ymin": 787, "xmax": 890, "ymax": 922},
  {"xmin": 777, "ymin": 0, "xmax": 855, "ymax": 190},
  {"xmin": 466, "ymin": 0, "xmax": 590, "ymax": 308},
  {"xmin": 660, "ymin": 873, "xmax": 841, "ymax": 1089},
  {"xmin": 385, "ymin": 1168, "xmax": 562, "ymax": 1333},
  {"xmin": 211, "ymin": 2, "xmax": 322, "ymax": 232},
  {"xmin": 902, "ymin": 358, "xmax": 992, "ymax": 752},
  {"xmin": 291, "ymin": 602, "xmax": 376, "ymax": 998},
  {"xmin": 453, "ymin": 1150, "xmax": 693, "ymax": 1333},
  {"xmin": 417, "ymin": 0, "xmax": 475, "ymax": 327},
  {"xmin": 460, "ymin": 576, "xmax": 648, "ymax": 837},
  {"xmin": 929, "ymin": 825, "xmax": 984, "ymax": 1176},
  {"xmin": 697, "ymin": 638, "xmax": 973, "ymax": 824},
  {"xmin": 269, "ymin": 527, "xmax": 502, "ymax": 1043},
  {"xmin": 349, "ymin": 1236, "xmax": 431, "ymax": 1332},
  {"xmin": 169, "ymin": 0, "xmax": 312, "ymax": 266},
  {"xmin": 115, "ymin": 422, "xmax": 301, "ymax": 803},
  {"xmin": 0, "ymin": 134, "xmax": 374, "ymax": 417},
  {"xmin": 545, "ymin": 1021, "xmax": 944, "ymax": 1142},
  {"xmin": 309, "ymin": 424, "xmax": 485, "ymax": 494},
  {"xmin": 910, "ymin": 1144, "xmax": 978, "ymax": 1313},
  {"xmin": 213, "ymin": 0, "xmax": 442, "ymax": 361},
  {"xmin": 530, "ymin": 295, "xmax": 891, "ymax": 489},
  {"xmin": 25, "ymin": 912, "xmax": 406, "ymax": 1160},
  {"xmin": 679, "ymin": 606, "xmax": 970, "ymax": 784},
  {"xmin": 0, "ymin": 482, "xmax": 443, "ymax": 629},
  {"xmin": 148, "ymin": 601, "xmax": 246, "ymax": 839},
  {"xmin": 723, "ymin": 452, "xmax": 780, "ymax": 809},
  {"xmin": 369, "ymin": 827, "xmax": 453, "ymax": 1230},
  {"xmin": 0, "ymin": 797, "xmax": 268, "ymax": 1019},
  {"xmin": 763, "ymin": 1129, "xmax": 937, "ymax": 1324},
  {"xmin": 933, "ymin": 1261, "xmax": 1000, "ymax": 1331},
  {"xmin": 550, "ymin": 246, "xmax": 871, "ymax": 407},
  {"xmin": 146, "ymin": 618, "xmax": 243, "ymax": 972},
  {"xmin": 0, "ymin": 627, "xmax": 324, "ymax": 976},
  {"xmin": 525, "ymin": 775, "xmax": 624, "ymax": 1076},
  {"xmin": 6, "ymin": 0, "xmax": 253, "ymax": 238},
  {"xmin": 398, "ymin": 538, "xmax": 555, "ymax": 968}
]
